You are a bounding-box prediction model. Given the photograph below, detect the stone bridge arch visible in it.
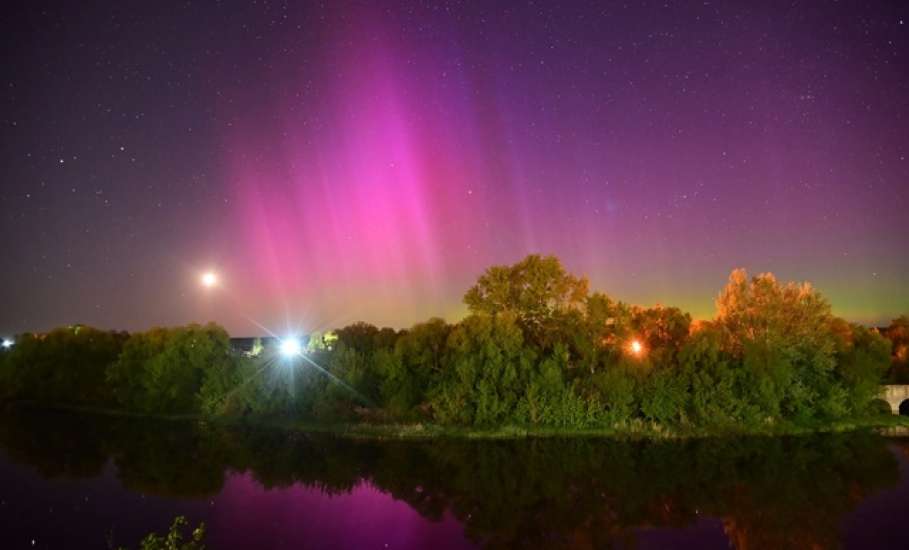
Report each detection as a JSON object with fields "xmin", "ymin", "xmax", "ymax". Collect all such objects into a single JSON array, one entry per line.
[{"xmin": 881, "ymin": 385, "xmax": 909, "ymax": 415}]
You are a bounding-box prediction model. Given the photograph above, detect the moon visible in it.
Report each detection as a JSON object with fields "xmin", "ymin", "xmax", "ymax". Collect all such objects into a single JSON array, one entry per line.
[{"xmin": 200, "ymin": 271, "xmax": 219, "ymax": 288}]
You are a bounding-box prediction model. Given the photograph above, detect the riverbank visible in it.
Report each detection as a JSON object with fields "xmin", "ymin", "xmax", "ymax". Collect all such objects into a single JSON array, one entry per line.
[
  {"xmin": 8, "ymin": 401, "xmax": 909, "ymax": 440},
  {"xmin": 230, "ymin": 414, "xmax": 909, "ymax": 440}
]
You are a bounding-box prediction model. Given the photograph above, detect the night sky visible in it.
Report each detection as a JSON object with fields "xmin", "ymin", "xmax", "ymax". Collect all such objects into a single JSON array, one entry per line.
[{"xmin": 1, "ymin": 1, "xmax": 907, "ymax": 337}]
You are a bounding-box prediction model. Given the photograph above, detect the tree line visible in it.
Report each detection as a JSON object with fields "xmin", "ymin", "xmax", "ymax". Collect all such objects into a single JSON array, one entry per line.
[{"xmin": 1, "ymin": 255, "xmax": 907, "ymax": 432}]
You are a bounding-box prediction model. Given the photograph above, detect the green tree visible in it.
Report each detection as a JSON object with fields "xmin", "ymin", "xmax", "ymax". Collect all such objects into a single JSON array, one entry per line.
[
  {"xmin": 380, "ymin": 318, "xmax": 451, "ymax": 417},
  {"xmin": 715, "ymin": 269, "xmax": 838, "ymax": 422},
  {"xmin": 630, "ymin": 305, "xmax": 691, "ymax": 370},
  {"xmin": 831, "ymin": 320, "xmax": 891, "ymax": 415},
  {"xmin": 678, "ymin": 324, "xmax": 746, "ymax": 427},
  {"xmin": 1, "ymin": 326, "xmax": 126, "ymax": 407},
  {"xmin": 430, "ymin": 314, "xmax": 535, "ymax": 426},
  {"xmin": 332, "ymin": 322, "xmax": 398, "ymax": 356},
  {"xmin": 639, "ymin": 368, "xmax": 688, "ymax": 425},
  {"xmin": 107, "ymin": 324, "xmax": 237, "ymax": 415},
  {"xmin": 131, "ymin": 516, "xmax": 205, "ymax": 550},
  {"xmin": 464, "ymin": 254, "xmax": 589, "ymax": 343},
  {"xmin": 518, "ymin": 345, "xmax": 600, "ymax": 428},
  {"xmin": 589, "ymin": 365, "xmax": 637, "ymax": 424},
  {"xmin": 107, "ymin": 328, "xmax": 172, "ymax": 411},
  {"xmin": 308, "ymin": 343, "xmax": 371, "ymax": 419}
]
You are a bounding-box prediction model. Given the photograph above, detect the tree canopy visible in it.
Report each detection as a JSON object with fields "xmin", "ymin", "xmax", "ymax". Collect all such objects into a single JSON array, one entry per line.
[
  {"xmin": 1, "ymin": 255, "xmax": 903, "ymax": 433},
  {"xmin": 464, "ymin": 255, "xmax": 589, "ymax": 329}
]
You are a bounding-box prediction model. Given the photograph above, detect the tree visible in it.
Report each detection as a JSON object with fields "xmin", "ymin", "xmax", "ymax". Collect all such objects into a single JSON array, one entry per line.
[
  {"xmin": 831, "ymin": 320, "xmax": 891, "ymax": 414},
  {"xmin": 2, "ymin": 326, "xmax": 126, "ymax": 407},
  {"xmin": 517, "ymin": 344, "xmax": 600, "ymax": 428},
  {"xmin": 131, "ymin": 516, "xmax": 205, "ymax": 550},
  {"xmin": 380, "ymin": 318, "xmax": 451, "ymax": 417},
  {"xmin": 585, "ymin": 292, "xmax": 633, "ymax": 346},
  {"xmin": 715, "ymin": 269, "xmax": 838, "ymax": 422},
  {"xmin": 715, "ymin": 269, "xmax": 834, "ymax": 356},
  {"xmin": 107, "ymin": 328, "xmax": 173, "ymax": 411},
  {"xmin": 588, "ymin": 366, "xmax": 637, "ymax": 424},
  {"xmin": 430, "ymin": 314, "xmax": 535, "ymax": 426},
  {"xmin": 107, "ymin": 324, "xmax": 238, "ymax": 415},
  {"xmin": 464, "ymin": 255, "xmax": 589, "ymax": 340},
  {"xmin": 884, "ymin": 316, "xmax": 909, "ymax": 383},
  {"xmin": 631, "ymin": 305, "xmax": 691, "ymax": 370},
  {"xmin": 678, "ymin": 323, "xmax": 746, "ymax": 427},
  {"xmin": 639, "ymin": 368, "xmax": 688, "ymax": 425},
  {"xmin": 332, "ymin": 322, "xmax": 396, "ymax": 356},
  {"xmin": 311, "ymin": 343, "xmax": 374, "ymax": 419}
]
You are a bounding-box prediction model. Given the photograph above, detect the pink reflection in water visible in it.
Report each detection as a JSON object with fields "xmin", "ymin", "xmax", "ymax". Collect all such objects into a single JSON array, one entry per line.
[{"xmin": 207, "ymin": 472, "xmax": 476, "ymax": 549}]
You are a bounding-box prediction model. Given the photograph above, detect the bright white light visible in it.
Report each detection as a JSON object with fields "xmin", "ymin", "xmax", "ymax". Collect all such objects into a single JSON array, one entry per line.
[
  {"xmin": 279, "ymin": 337, "xmax": 303, "ymax": 358},
  {"xmin": 200, "ymin": 271, "xmax": 218, "ymax": 288},
  {"xmin": 1, "ymin": 339, "xmax": 12, "ymax": 349}
]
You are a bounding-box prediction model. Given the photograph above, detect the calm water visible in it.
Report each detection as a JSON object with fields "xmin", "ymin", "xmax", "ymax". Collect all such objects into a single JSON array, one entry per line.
[{"xmin": 1, "ymin": 411, "xmax": 909, "ymax": 549}]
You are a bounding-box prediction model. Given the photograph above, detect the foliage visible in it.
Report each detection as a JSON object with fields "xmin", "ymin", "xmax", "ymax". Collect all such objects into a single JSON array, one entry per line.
[
  {"xmin": 832, "ymin": 321, "xmax": 891, "ymax": 414},
  {"xmin": 714, "ymin": 269, "xmax": 842, "ymax": 422},
  {"xmin": 588, "ymin": 366, "xmax": 636, "ymax": 424},
  {"xmin": 0, "ymin": 325, "xmax": 126, "ymax": 406},
  {"xmin": 639, "ymin": 368, "xmax": 689, "ymax": 424},
  {"xmin": 381, "ymin": 318, "xmax": 451, "ymax": 418},
  {"xmin": 429, "ymin": 314, "xmax": 535, "ymax": 426},
  {"xmin": 631, "ymin": 305, "xmax": 691, "ymax": 369},
  {"xmin": 106, "ymin": 324, "xmax": 239, "ymax": 415},
  {"xmin": 885, "ymin": 316, "xmax": 909, "ymax": 383},
  {"xmin": 516, "ymin": 345, "xmax": 601, "ymax": 428},
  {"xmin": 131, "ymin": 516, "xmax": 205, "ymax": 550},
  {"xmin": 2, "ymin": 255, "xmax": 903, "ymax": 432},
  {"xmin": 464, "ymin": 254, "xmax": 588, "ymax": 343},
  {"xmin": 678, "ymin": 325, "xmax": 744, "ymax": 426}
]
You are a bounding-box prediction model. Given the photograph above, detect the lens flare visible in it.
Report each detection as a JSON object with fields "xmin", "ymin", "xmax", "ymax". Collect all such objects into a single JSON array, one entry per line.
[
  {"xmin": 279, "ymin": 337, "xmax": 303, "ymax": 358},
  {"xmin": 1, "ymin": 338, "xmax": 13, "ymax": 349},
  {"xmin": 628, "ymin": 339, "xmax": 645, "ymax": 357}
]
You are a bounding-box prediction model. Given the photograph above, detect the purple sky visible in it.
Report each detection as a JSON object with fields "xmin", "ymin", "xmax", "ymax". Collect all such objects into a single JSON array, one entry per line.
[{"xmin": 1, "ymin": 0, "xmax": 907, "ymax": 335}]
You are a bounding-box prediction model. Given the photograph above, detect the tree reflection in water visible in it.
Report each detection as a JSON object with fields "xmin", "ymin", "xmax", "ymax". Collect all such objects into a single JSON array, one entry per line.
[{"xmin": 0, "ymin": 410, "xmax": 901, "ymax": 549}]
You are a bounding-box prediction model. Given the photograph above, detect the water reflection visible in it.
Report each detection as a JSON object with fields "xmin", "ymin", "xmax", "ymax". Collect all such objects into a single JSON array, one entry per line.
[{"xmin": 0, "ymin": 410, "xmax": 905, "ymax": 549}]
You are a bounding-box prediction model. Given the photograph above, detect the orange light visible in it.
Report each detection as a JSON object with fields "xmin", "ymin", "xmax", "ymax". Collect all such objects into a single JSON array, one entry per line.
[{"xmin": 628, "ymin": 339, "xmax": 645, "ymax": 357}]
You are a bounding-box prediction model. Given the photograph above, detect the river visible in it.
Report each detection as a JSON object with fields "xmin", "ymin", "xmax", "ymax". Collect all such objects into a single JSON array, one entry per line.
[{"xmin": 1, "ymin": 410, "xmax": 908, "ymax": 548}]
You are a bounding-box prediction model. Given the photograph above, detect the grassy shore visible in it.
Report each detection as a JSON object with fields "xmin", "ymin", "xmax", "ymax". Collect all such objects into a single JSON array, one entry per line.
[
  {"xmin": 9, "ymin": 401, "xmax": 909, "ymax": 440},
  {"xmin": 214, "ymin": 413, "xmax": 909, "ymax": 441}
]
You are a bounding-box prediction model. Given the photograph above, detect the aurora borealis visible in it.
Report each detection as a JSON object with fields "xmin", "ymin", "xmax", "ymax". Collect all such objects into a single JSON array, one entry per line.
[{"xmin": 1, "ymin": 1, "xmax": 907, "ymax": 335}]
